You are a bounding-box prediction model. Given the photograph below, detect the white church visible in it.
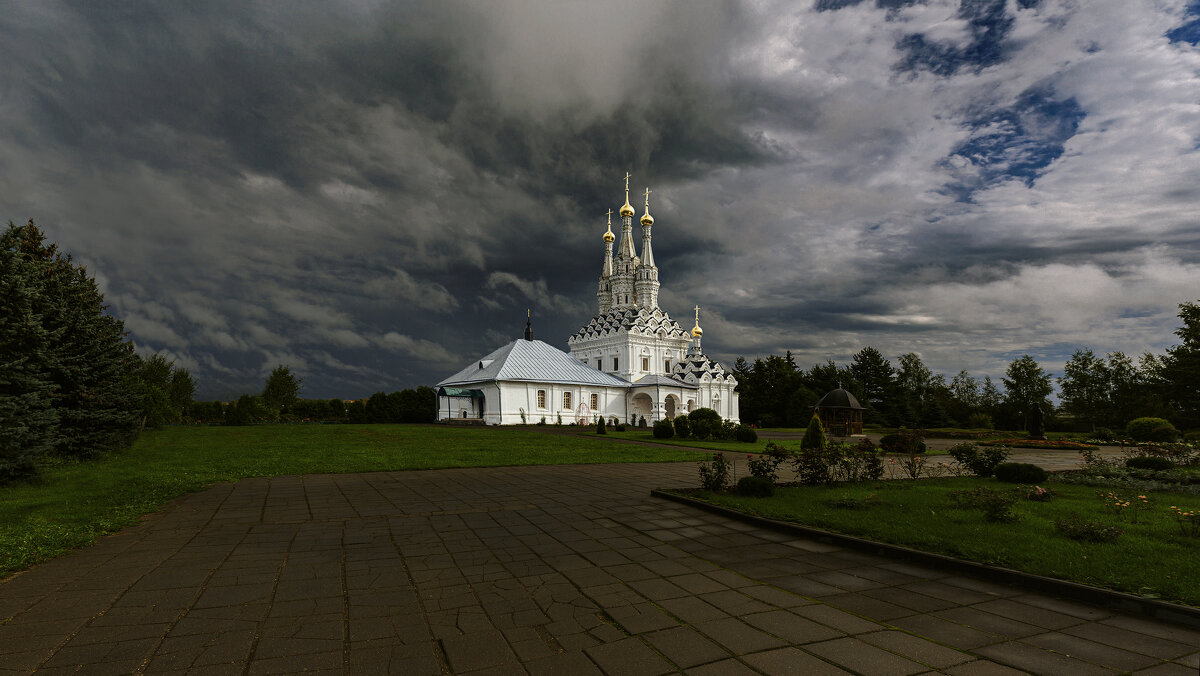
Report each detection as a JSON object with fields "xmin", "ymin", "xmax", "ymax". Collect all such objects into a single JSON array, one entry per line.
[{"xmin": 436, "ymin": 175, "xmax": 739, "ymax": 426}]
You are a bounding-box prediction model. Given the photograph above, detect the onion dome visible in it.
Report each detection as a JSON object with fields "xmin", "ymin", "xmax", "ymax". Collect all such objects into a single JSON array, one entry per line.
[
  {"xmin": 640, "ymin": 187, "xmax": 654, "ymax": 226},
  {"xmin": 691, "ymin": 322, "xmax": 703, "ymax": 337},
  {"xmin": 620, "ymin": 171, "xmax": 635, "ymax": 217},
  {"xmin": 603, "ymin": 209, "xmax": 615, "ymax": 242}
]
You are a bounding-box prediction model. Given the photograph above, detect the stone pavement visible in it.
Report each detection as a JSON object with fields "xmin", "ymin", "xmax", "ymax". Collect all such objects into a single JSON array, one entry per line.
[{"xmin": 1, "ymin": 462, "xmax": 1197, "ymax": 675}]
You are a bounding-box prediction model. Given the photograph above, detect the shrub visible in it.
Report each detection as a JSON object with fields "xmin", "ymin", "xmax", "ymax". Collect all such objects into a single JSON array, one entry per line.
[
  {"xmin": 614, "ymin": 424, "xmax": 626, "ymax": 432},
  {"xmin": 698, "ymin": 453, "xmax": 731, "ymax": 492},
  {"xmin": 748, "ymin": 442, "xmax": 790, "ymax": 482},
  {"xmin": 596, "ymin": 417, "xmax": 606, "ymax": 435},
  {"xmin": 538, "ymin": 416, "xmax": 547, "ymax": 425},
  {"xmin": 556, "ymin": 412, "xmax": 562, "ymax": 425},
  {"xmin": 880, "ymin": 429, "xmax": 926, "ymax": 454},
  {"xmin": 716, "ymin": 419, "xmax": 739, "ymax": 441},
  {"xmin": 948, "ymin": 442, "xmax": 1010, "ymax": 478},
  {"xmin": 736, "ymin": 475, "xmax": 774, "ymax": 497},
  {"xmin": 1054, "ymin": 513, "xmax": 1122, "ymax": 542},
  {"xmin": 1126, "ymin": 417, "xmax": 1179, "ymax": 443},
  {"xmin": 1092, "ymin": 427, "xmax": 1116, "ymax": 442},
  {"xmin": 800, "ymin": 414, "xmax": 827, "ymax": 451},
  {"xmin": 994, "ymin": 462, "xmax": 1048, "ymax": 484},
  {"xmin": 837, "ymin": 439, "xmax": 883, "ymax": 482},
  {"xmin": 967, "ymin": 412, "xmax": 995, "ymax": 430},
  {"xmin": 652, "ymin": 418, "xmax": 674, "ymax": 439},
  {"xmin": 949, "ymin": 486, "xmax": 1019, "ymax": 522},
  {"xmin": 1184, "ymin": 431, "xmax": 1200, "ymax": 445},
  {"xmin": 689, "ymin": 408, "xmax": 722, "ymax": 439},
  {"xmin": 638, "ymin": 415, "xmax": 648, "ymax": 428},
  {"xmin": 736, "ymin": 424, "xmax": 758, "ymax": 443},
  {"xmin": 1125, "ymin": 455, "xmax": 1174, "ymax": 471},
  {"xmin": 673, "ymin": 415, "xmax": 691, "ymax": 438}
]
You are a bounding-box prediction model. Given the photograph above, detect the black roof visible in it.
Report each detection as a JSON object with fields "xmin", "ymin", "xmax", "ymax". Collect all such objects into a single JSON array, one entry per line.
[{"xmin": 815, "ymin": 387, "xmax": 863, "ymax": 410}]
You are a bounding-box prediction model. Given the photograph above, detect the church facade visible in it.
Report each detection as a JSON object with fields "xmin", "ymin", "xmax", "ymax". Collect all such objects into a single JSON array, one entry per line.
[{"xmin": 436, "ymin": 176, "xmax": 739, "ymax": 425}]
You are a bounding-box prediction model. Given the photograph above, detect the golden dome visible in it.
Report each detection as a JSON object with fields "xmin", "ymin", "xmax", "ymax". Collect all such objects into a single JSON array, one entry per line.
[
  {"xmin": 620, "ymin": 198, "xmax": 635, "ymax": 218},
  {"xmin": 640, "ymin": 209, "xmax": 654, "ymax": 226},
  {"xmin": 691, "ymin": 323, "xmax": 703, "ymax": 337},
  {"xmin": 603, "ymin": 230, "xmax": 615, "ymax": 243}
]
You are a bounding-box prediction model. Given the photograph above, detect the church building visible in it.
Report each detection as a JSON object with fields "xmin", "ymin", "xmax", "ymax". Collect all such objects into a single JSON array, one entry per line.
[{"xmin": 436, "ymin": 175, "xmax": 739, "ymax": 425}]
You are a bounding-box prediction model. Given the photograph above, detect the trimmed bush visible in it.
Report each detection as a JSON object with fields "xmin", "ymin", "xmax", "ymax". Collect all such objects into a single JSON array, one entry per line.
[
  {"xmin": 689, "ymin": 408, "xmax": 722, "ymax": 439},
  {"xmin": 879, "ymin": 430, "xmax": 926, "ymax": 454},
  {"xmin": 614, "ymin": 424, "xmax": 626, "ymax": 432},
  {"xmin": 653, "ymin": 418, "xmax": 674, "ymax": 439},
  {"xmin": 948, "ymin": 442, "xmax": 1009, "ymax": 478},
  {"xmin": 1125, "ymin": 455, "xmax": 1174, "ymax": 471},
  {"xmin": 736, "ymin": 424, "xmax": 758, "ymax": 443},
  {"xmin": 994, "ymin": 462, "xmax": 1048, "ymax": 484},
  {"xmin": 672, "ymin": 416, "xmax": 691, "ymax": 438},
  {"xmin": 736, "ymin": 475, "xmax": 774, "ymax": 497},
  {"xmin": 1184, "ymin": 431, "xmax": 1200, "ymax": 445},
  {"xmin": 800, "ymin": 414, "xmax": 827, "ymax": 451},
  {"xmin": 1126, "ymin": 417, "xmax": 1179, "ymax": 443}
]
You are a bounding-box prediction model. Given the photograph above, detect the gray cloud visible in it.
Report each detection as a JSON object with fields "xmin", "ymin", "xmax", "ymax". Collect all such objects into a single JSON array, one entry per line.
[{"xmin": 3, "ymin": 0, "xmax": 1199, "ymax": 399}]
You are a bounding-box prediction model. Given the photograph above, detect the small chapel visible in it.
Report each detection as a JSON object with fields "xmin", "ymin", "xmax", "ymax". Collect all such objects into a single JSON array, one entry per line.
[{"xmin": 436, "ymin": 175, "xmax": 739, "ymax": 425}]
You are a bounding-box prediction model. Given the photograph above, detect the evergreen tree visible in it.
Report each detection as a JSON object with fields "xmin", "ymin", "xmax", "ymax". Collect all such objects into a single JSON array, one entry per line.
[
  {"xmin": 262, "ymin": 365, "xmax": 301, "ymax": 416},
  {"xmin": 168, "ymin": 368, "xmax": 195, "ymax": 421},
  {"xmin": 800, "ymin": 413, "xmax": 827, "ymax": 451},
  {"xmin": 2, "ymin": 221, "xmax": 140, "ymax": 458},
  {"xmin": 0, "ymin": 245, "xmax": 59, "ymax": 478},
  {"xmin": 1159, "ymin": 301, "xmax": 1200, "ymax": 428}
]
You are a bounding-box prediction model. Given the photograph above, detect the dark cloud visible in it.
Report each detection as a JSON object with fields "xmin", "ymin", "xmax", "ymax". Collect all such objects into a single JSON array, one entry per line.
[{"xmin": 3, "ymin": 1, "xmax": 1199, "ymax": 398}]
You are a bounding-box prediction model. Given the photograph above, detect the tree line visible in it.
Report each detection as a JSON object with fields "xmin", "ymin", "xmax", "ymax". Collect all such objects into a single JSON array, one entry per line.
[{"xmin": 734, "ymin": 301, "xmax": 1200, "ymax": 433}]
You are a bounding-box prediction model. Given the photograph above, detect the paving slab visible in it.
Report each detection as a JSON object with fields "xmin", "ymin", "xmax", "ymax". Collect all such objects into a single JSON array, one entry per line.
[{"xmin": 1, "ymin": 460, "xmax": 1198, "ymax": 674}]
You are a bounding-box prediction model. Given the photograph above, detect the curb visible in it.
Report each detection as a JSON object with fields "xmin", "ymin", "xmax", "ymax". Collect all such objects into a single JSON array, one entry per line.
[{"xmin": 649, "ymin": 488, "xmax": 1200, "ymax": 629}]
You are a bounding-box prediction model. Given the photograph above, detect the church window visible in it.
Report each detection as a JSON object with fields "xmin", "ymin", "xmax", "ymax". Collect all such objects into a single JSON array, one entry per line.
[
  {"xmin": 537, "ymin": 390, "xmax": 546, "ymax": 409},
  {"xmin": 613, "ymin": 357, "xmax": 619, "ymax": 370},
  {"xmin": 665, "ymin": 359, "xmax": 670, "ymax": 372},
  {"xmin": 596, "ymin": 359, "xmax": 602, "ymax": 370},
  {"xmin": 590, "ymin": 393, "xmax": 598, "ymax": 410},
  {"xmin": 641, "ymin": 357, "xmax": 649, "ymax": 371},
  {"xmin": 563, "ymin": 392, "xmax": 572, "ymax": 410}
]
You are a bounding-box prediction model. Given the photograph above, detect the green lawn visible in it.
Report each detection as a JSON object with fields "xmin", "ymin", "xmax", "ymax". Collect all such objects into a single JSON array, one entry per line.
[
  {"xmin": 0, "ymin": 424, "xmax": 701, "ymax": 578},
  {"xmin": 683, "ymin": 478, "xmax": 1200, "ymax": 607}
]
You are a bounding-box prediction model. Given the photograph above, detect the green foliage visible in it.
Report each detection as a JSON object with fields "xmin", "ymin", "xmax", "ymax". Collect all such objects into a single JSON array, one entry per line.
[
  {"xmin": 800, "ymin": 414, "xmax": 827, "ymax": 451},
  {"xmin": 747, "ymin": 442, "xmax": 790, "ymax": 482},
  {"xmin": 967, "ymin": 412, "xmax": 994, "ymax": 430},
  {"xmin": 949, "ymin": 486, "xmax": 1019, "ymax": 522},
  {"xmin": 698, "ymin": 453, "xmax": 731, "ymax": 491},
  {"xmin": 672, "ymin": 415, "xmax": 691, "ymax": 438},
  {"xmin": 736, "ymin": 475, "xmax": 774, "ymax": 497},
  {"xmin": 948, "ymin": 442, "xmax": 1010, "ymax": 478},
  {"xmin": 1, "ymin": 220, "xmax": 141, "ymax": 468},
  {"xmin": 1054, "ymin": 513, "xmax": 1122, "ymax": 542},
  {"xmin": 1126, "ymin": 417, "xmax": 1178, "ymax": 442},
  {"xmin": 1126, "ymin": 456, "xmax": 1175, "ymax": 471},
  {"xmin": 1002, "ymin": 355, "xmax": 1053, "ymax": 431},
  {"xmin": 0, "ymin": 243, "xmax": 59, "ymax": 479},
  {"xmin": 652, "ymin": 418, "xmax": 673, "ymax": 439},
  {"xmin": 596, "ymin": 416, "xmax": 606, "ymax": 435},
  {"xmin": 1058, "ymin": 348, "xmax": 1110, "ymax": 430},
  {"xmin": 688, "ymin": 407, "xmax": 722, "ymax": 439},
  {"xmin": 1158, "ymin": 300, "xmax": 1200, "ymax": 428},
  {"xmin": 262, "ymin": 365, "xmax": 302, "ymax": 416},
  {"xmin": 879, "ymin": 429, "xmax": 926, "ymax": 454},
  {"xmin": 735, "ymin": 424, "xmax": 757, "ymax": 443},
  {"xmin": 994, "ymin": 462, "xmax": 1049, "ymax": 484}
]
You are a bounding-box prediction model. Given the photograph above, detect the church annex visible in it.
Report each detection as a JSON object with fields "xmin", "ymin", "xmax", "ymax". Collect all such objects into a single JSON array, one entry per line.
[{"xmin": 437, "ymin": 175, "xmax": 739, "ymax": 425}]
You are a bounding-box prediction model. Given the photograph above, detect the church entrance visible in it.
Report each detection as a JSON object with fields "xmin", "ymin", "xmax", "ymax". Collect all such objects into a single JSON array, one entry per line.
[
  {"xmin": 631, "ymin": 393, "xmax": 653, "ymax": 423},
  {"xmin": 664, "ymin": 395, "xmax": 678, "ymax": 419}
]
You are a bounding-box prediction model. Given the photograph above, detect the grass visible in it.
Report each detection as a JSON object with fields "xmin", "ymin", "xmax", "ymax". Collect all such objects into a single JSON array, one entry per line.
[
  {"xmin": 681, "ymin": 477, "xmax": 1200, "ymax": 606},
  {"xmin": 0, "ymin": 424, "xmax": 701, "ymax": 578}
]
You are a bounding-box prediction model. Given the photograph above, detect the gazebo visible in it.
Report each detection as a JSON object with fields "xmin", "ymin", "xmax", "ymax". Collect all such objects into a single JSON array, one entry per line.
[{"xmin": 815, "ymin": 387, "xmax": 865, "ymax": 437}]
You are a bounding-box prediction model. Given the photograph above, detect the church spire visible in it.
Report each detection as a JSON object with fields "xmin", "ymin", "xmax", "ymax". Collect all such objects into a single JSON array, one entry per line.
[
  {"xmin": 619, "ymin": 171, "xmax": 635, "ymax": 218},
  {"xmin": 689, "ymin": 305, "xmax": 703, "ymax": 354},
  {"xmin": 633, "ymin": 186, "xmax": 659, "ymax": 308},
  {"xmin": 524, "ymin": 309, "xmax": 533, "ymax": 341},
  {"xmin": 597, "ymin": 210, "xmax": 615, "ymax": 313},
  {"xmin": 639, "ymin": 187, "xmax": 655, "ymax": 268},
  {"xmin": 613, "ymin": 171, "xmax": 640, "ymax": 309}
]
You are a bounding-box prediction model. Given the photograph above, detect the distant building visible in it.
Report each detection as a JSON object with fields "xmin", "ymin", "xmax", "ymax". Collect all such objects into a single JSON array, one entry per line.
[{"xmin": 437, "ymin": 175, "xmax": 739, "ymax": 425}]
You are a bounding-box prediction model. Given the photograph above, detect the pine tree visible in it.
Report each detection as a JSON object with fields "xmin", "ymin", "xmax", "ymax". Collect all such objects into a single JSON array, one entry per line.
[
  {"xmin": 0, "ymin": 245, "xmax": 59, "ymax": 478},
  {"xmin": 2, "ymin": 221, "xmax": 140, "ymax": 459},
  {"xmin": 800, "ymin": 413, "xmax": 827, "ymax": 451}
]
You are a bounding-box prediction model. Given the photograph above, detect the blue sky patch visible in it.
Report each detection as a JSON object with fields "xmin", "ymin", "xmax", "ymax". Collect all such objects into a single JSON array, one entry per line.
[
  {"xmin": 895, "ymin": 0, "xmax": 1014, "ymax": 76},
  {"xmin": 1167, "ymin": 1, "xmax": 1200, "ymax": 44},
  {"xmin": 941, "ymin": 85, "xmax": 1085, "ymax": 200}
]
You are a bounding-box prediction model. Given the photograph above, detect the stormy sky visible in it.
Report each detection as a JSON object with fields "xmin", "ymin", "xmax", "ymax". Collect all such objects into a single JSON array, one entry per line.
[{"xmin": 4, "ymin": 0, "xmax": 1200, "ymax": 400}]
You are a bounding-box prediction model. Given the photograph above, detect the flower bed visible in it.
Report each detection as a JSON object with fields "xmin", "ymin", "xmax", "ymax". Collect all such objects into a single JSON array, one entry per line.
[{"xmin": 979, "ymin": 438, "xmax": 1098, "ymax": 451}]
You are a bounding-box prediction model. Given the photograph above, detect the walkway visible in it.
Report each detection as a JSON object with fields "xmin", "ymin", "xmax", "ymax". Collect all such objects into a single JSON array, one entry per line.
[{"xmin": 0, "ymin": 462, "xmax": 1195, "ymax": 674}]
